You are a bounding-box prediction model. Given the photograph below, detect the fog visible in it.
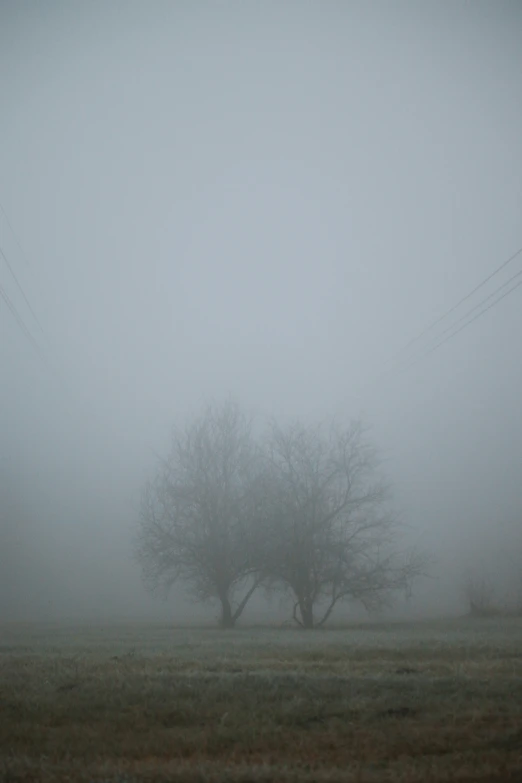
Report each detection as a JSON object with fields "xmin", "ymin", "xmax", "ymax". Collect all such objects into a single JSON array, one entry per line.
[{"xmin": 1, "ymin": 1, "xmax": 521, "ymax": 624}]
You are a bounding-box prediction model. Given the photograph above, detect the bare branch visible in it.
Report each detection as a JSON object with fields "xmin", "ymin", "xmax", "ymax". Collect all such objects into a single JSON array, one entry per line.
[
  {"xmin": 260, "ymin": 417, "xmax": 426, "ymax": 628},
  {"xmin": 134, "ymin": 399, "xmax": 265, "ymax": 627}
]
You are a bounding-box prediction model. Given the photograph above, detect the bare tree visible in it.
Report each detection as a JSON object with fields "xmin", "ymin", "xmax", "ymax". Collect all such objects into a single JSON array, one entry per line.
[
  {"xmin": 507, "ymin": 550, "xmax": 522, "ymax": 616},
  {"xmin": 260, "ymin": 418, "xmax": 425, "ymax": 628},
  {"xmin": 462, "ymin": 568, "xmax": 498, "ymax": 617},
  {"xmin": 516, "ymin": 575, "xmax": 522, "ymax": 617},
  {"xmin": 135, "ymin": 399, "xmax": 264, "ymax": 628}
]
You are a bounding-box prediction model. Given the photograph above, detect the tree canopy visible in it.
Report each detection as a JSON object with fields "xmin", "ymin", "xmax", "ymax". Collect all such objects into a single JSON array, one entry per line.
[
  {"xmin": 135, "ymin": 400, "xmax": 425, "ymax": 628},
  {"xmin": 135, "ymin": 399, "xmax": 264, "ymax": 627}
]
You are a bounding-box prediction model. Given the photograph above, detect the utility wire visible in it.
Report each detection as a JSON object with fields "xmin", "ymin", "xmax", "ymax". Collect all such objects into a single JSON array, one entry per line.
[
  {"xmin": 399, "ymin": 245, "xmax": 522, "ymax": 354},
  {"xmin": 429, "ymin": 267, "xmax": 522, "ymax": 343},
  {"xmin": 402, "ymin": 278, "xmax": 522, "ymax": 373},
  {"xmin": 0, "ymin": 206, "xmax": 69, "ymax": 389},
  {"xmin": 370, "ymin": 249, "xmax": 522, "ymax": 389},
  {"xmin": 0, "ymin": 280, "xmax": 61, "ymax": 384},
  {"xmin": 0, "ymin": 244, "xmax": 45, "ymax": 334},
  {"xmin": 0, "ymin": 282, "xmax": 43, "ymax": 356},
  {"xmin": 0, "ymin": 200, "xmax": 32, "ymax": 269}
]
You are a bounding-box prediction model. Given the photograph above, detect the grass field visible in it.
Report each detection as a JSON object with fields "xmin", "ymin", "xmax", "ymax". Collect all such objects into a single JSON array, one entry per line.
[{"xmin": 1, "ymin": 618, "xmax": 522, "ymax": 782}]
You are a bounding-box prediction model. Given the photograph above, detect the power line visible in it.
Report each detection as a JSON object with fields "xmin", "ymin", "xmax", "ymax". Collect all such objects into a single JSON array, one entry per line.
[
  {"xmin": 0, "ymin": 280, "xmax": 62, "ymax": 384},
  {"xmin": 0, "ymin": 200, "xmax": 32, "ymax": 269},
  {"xmin": 0, "ymin": 207, "xmax": 69, "ymax": 389},
  {"xmin": 432, "ymin": 267, "xmax": 522, "ymax": 342},
  {"xmin": 369, "ymin": 249, "xmax": 522, "ymax": 389},
  {"xmin": 0, "ymin": 244, "xmax": 45, "ymax": 334},
  {"xmin": 0, "ymin": 282, "xmax": 43, "ymax": 356},
  {"xmin": 402, "ymin": 278, "xmax": 522, "ymax": 373},
  {"xmin": 400, "ymin": 245, "xmax": 522, "ymax": 354}
]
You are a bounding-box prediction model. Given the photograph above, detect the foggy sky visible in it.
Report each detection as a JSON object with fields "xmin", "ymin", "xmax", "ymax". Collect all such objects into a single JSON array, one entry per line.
[{"xmin": 1, "ymin": 1, "xmax": 521, "ymax": 622}]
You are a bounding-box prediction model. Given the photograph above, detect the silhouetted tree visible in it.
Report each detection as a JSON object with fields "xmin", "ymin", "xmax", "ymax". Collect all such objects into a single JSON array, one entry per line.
[
  {"xmin": 135, "ymin": 399, "xmax": 264, "ymax": 628},
  {"xmin": 462, "ymin": 567, "xmax": 498, "ymax": 617},
  {"xmin": 261, "ymin": 418, "xmax": 425, "ymax": 628}
]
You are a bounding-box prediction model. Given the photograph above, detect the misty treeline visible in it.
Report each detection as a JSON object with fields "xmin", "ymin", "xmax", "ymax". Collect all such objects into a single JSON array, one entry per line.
[
  {"xmin": 462, "ymin": 565, "xmax": 522, "ymax": 619},
  {"xmin": 135, "ymin": 399, "xmax": 426, "ymax": 628}
]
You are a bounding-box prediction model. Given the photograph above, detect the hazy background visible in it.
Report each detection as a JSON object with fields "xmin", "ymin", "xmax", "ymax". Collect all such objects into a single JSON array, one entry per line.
[{"xmin": 1, "ymin": 1, "xmax": 521, "ymax": 623}]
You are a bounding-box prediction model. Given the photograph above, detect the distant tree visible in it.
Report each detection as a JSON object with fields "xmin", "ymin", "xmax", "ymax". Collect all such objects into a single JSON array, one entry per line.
[
  {"xmin": 260, "ymin": 418, "xmax": 425, "ymax": 628},
  {"xmin": 516, "ymin": 575, "xmax": 522, "ymax": 617},
  {"xmin": 507, "ymin": 551, "xmax": 522, "ymax": 616},
  {"xmin": 135, "ymin": 399, "xmax": 264, "ymax": 628},
  {"xmin": 462, "ymin": 567, "xmax": 498, "ymax": 617}
]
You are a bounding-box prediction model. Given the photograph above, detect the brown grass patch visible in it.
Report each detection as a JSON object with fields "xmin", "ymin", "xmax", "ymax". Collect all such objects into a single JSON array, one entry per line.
[{"xmin": 1, "ymin": 620, "xmax": 522, "ymax": 781}]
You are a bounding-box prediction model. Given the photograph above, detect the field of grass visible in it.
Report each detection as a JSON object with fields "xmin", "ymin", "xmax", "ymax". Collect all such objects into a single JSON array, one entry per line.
[{"xmin": 1, "ymin": 618, "xmax": 522, "ymax": 782}]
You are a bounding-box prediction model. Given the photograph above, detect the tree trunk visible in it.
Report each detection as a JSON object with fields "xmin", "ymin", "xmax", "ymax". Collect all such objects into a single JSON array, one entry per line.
[
  {"xmin": 299, "ymin": 599, "xmax": 314, "ymax": 629},
  {"xmin": 232, "ymin": 578, "xmax": 261, "ymax": 625},
  {"xmin": 219, "ymin": 594, "xmax": 235, "ymax": 628},
  {"xmin": 316, "ymin": 593, "xmax": 342, "ymax": 628}
]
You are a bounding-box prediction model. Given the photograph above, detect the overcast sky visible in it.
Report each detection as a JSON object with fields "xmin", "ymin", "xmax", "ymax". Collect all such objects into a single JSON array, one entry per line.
[{"xmin": 1, "ymin": 1, "xmax": 521, "ymax": 620}]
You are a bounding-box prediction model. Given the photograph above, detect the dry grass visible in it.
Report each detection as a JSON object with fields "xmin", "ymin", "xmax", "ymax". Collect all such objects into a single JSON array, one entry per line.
[{"xmin": 1, "ymin": 618, "xmax": 522, "ymax": 781}]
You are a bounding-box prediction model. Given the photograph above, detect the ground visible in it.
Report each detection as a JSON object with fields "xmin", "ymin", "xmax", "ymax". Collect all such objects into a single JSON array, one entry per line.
[{"xmin": 1, "ymin": 618, "xmax": 521, "ymax": 782}]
